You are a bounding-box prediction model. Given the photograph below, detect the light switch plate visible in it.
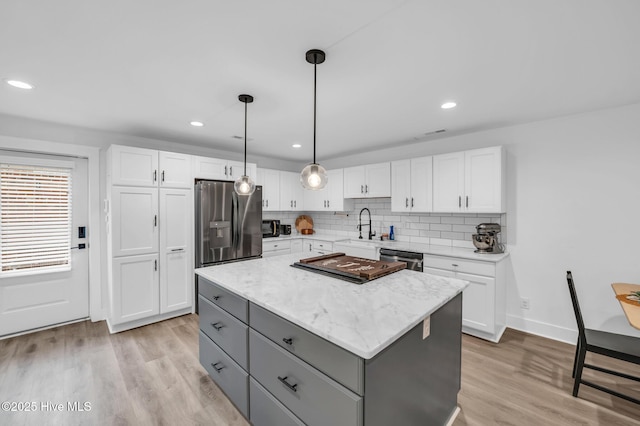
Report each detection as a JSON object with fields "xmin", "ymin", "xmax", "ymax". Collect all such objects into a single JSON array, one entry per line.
[{"xmin": 422, "ymin": 316, "xmax": 431, "ymax": 339}]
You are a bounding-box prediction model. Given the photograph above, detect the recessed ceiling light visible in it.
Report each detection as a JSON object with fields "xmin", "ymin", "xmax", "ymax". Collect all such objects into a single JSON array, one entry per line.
[
  {"xmin": 441, "ymin": 102, "xmax": 457, "ymax": 109},
  {"xmin": 190, "ymin": 121, "xmax": 204, "ymax": 127},
  {"xmin": 5, "ymin": 79, "xmax": 34, "ymax": 90},
  {"xmin": 292, "ymin": 144, "xmax": 302, "ymax": 148}
]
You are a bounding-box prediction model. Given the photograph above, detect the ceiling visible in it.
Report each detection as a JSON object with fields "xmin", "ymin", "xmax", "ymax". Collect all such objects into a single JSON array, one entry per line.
[{"xmin": 2, "ymin": 0, "xmax": 640, "ymax": 163}]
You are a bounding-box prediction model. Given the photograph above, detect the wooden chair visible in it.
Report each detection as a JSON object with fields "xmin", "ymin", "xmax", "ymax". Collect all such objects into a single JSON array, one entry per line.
[{"xmin": 566, "ymin": 271, "xmax": 640, "ymax": 404}]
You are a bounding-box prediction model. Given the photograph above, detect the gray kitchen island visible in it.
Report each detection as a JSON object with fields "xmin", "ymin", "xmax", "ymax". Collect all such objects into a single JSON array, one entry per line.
[{"xmin": 195, "ymin": 253, "xmax": 469, "ymax": 426}]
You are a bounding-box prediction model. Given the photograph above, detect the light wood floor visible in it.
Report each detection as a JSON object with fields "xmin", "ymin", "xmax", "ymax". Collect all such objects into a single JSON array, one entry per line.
[{"xmin": 0, "ymin": 315, "xmax": 638, "ymax": 425}]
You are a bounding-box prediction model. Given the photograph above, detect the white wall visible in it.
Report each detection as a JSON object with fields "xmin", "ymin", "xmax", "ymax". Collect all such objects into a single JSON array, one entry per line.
[{"xmin": 326, "ymin": 103, "xmax": 640, "ymax": 342}]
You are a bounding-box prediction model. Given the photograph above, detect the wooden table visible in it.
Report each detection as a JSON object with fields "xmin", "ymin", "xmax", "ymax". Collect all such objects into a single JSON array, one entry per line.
[{"xmin": 611, "ymin": 283, "xmax": 640, "ymax": 330}]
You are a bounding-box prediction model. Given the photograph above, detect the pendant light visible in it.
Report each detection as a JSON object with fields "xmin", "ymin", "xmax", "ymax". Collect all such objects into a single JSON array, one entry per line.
[
  {"xmin": 234, "ymin": 94, "xmax": 256, "ymax": 195},
  {"xmin": 300, "ymin": 49, "xmax": 328, "ymax": 190}
]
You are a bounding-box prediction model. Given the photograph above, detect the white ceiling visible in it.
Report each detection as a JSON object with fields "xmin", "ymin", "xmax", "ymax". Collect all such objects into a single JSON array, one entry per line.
[{"xmin": 2, "ymin": 0, "xmax": 640, "ymax": 163}]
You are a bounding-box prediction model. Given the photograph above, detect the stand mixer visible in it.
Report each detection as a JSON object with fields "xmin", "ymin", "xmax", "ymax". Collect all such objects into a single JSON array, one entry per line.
[{"xmin": 472, "ymin": 223, "xmax": 504, "ymax": 253}]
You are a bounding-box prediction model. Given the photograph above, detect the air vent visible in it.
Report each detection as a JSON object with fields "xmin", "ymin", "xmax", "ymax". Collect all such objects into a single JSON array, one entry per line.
[{"xmin": 425, "ymin": 129, "xmax": 446, "ymax": 136}]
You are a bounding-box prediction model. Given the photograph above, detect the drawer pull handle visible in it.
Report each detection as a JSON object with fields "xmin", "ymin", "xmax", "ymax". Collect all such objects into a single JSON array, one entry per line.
[
  {"xmin": 452, "ymin": 264, "xmax": 458, "ymax": 267},
  {"xmin": 282, "ymin": 337, "xmax": 293, "ymax": 346},
  {"xmin": 211, "ymin": 322, "xmax": 225, "ymax": 331},
  {"xmin": 278, "ymin": 376, "xmax": 298, "ymax": 393},
  {"xmin": 212, "ymin": 362, "xmax": 226, "ymax": 373},
  {"xmin": 212, "ymin": 295, "xmax": 221, "ymax": 301}
]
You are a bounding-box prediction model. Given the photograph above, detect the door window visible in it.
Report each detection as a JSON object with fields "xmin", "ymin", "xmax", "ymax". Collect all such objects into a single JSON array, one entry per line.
[{"xmin": 0, "ymin": 163, "xmax": 72, "ymax": 275}]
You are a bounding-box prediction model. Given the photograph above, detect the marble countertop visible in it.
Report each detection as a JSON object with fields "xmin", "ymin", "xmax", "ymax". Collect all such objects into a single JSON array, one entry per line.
[
  {"xmin": 196, "ymin": 253, "xmax": 468, "ymax": 359},
  {"xmin": 266, "ymin": 233, "xmax": 509, "ymax": 262}
]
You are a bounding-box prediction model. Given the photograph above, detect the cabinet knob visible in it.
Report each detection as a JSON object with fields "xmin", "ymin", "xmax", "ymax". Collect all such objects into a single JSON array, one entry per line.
[
  {"xmin": 211, "ymin": 322, "xmax": 225, "ymax": 331},
  {"xmin": 282, "ymin": 337, "xmax": 293, "ymax": 346},
  {"xmin": 212, "ymin": 362, "xmax": 226, "ymax": 373},
  {"xmin": 452, "ymin": 264, "xmax": 458, "ymax": 268},
  {"xmin": 213, "ymin": 295, "xmax": 221, "ymax": 301}
]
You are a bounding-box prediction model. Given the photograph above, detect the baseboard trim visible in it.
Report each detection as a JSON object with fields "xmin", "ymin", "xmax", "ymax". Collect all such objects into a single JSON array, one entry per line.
[
  {"xmin": 106, "ymin": 308, "xmax": 192, "ymax": 334},
  {"xmin": 507, "ymin": 314, "xmax": 577, "ymax": 344}
]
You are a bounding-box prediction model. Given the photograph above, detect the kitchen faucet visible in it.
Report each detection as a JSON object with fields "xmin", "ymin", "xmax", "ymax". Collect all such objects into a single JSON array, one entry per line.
[{"xmin": 358, "ymin": 208, "xmax": 376, "ymax": 240}]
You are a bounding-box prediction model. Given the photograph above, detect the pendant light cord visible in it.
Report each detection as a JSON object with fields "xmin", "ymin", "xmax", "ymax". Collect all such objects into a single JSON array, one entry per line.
[
  {"xmin": 313, "ymin": 55, "xmax": 317, "ymax": 165},
  {"xmin": 244, "ymin": 100, "xmax": 247, "ymax": 176}
]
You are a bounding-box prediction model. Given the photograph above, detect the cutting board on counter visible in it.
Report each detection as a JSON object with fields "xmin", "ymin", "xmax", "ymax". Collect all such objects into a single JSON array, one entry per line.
[
  {"xmin": 292, "ymin": 252, "xmax": 406, "ymax": 283},
  {"xmin": 295, "ymin": 215, "xmax": 314, "ymax": 231}
]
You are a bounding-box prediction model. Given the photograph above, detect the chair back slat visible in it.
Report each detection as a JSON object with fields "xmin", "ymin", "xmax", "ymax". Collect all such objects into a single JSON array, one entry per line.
[{"xmin": 566, "ymin": 271, "xmax": 587, "ymax": 344}]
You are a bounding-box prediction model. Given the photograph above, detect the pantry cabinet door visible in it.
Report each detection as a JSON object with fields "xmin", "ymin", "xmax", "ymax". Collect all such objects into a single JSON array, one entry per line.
[
  {"xmin": 159, "ymin": 189, "xmax": 192, "ymax": 313},
  {"xmin": 111, "ymin": 254, "xmax": 159, "ymax": 324},
  {"xmin": 111, "ymin": 187, "xmax": 159, "ymax": 257}
]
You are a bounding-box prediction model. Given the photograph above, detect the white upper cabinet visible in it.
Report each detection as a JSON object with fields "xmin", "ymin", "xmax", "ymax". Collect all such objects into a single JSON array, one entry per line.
[
  {"xmin": 109, "ymin": 145, "xmax": 192, "ymax": 189},
  {"xmin": 304, "ymin": 169, "xmax": 354, "ymax": 211},
  {"xmin": 433, "ymin": 146, "xmax": 505, "ymax": 213},
  {"xmin": 256, "ymin": 168, "xmax": 280, "ymax": 211},
  {"xmin": 279, "ymin": 171, "xmax": 304, "ymax": 211},
  {"xmin": 159, "ymin": 151, "xmax": 192, "ymax": 189},
  {"xmin": 391, "ymin": 157, "xmax": 433, "ymax": 213},
  {"xmin": 110, "ymin": 145, "xmax": 159, "ymax": 187},
  {"xmin": 193, "ymin": 156, "xmax": 256, "ymax": 182},
  {"xmin": 343, "ymin": 162, "xmax": 391, "ymax": 198}
]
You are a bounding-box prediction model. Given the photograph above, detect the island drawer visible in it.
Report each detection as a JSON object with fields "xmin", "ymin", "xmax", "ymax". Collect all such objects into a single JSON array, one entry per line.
[
  {"xmin": 249, "ymin": 378, "xmax": 305, "ymax": 426},
  {"xmin": 250, "ymin": 303, "xmax": 364, "ymax": 394},
  {"xmin": 199, "ymin": 331, "xmax": 248, "ymax": 417},
  {"xmin": 199, "ymin": 296, "xmax": 248, "ymax": 370},
  {"xmin": 263, "ymin": 239, "xmax": 291, "ymax": 251},
  {"xmin": 198, "ymin": 276, "xmax": 248, "ymax": 323},
  {"xmin": 423, "ymin": 255, "xmax": 495, "ymax": 277},
  {"xmin": 249, "ymin": 330, "xmax": 363, "ymax": 426}
]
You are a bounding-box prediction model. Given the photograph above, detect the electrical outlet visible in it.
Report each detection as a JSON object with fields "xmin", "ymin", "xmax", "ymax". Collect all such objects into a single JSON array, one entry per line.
[{"xmin": 520, "ymin": 297, "xmax": 530, "ymax": 310}]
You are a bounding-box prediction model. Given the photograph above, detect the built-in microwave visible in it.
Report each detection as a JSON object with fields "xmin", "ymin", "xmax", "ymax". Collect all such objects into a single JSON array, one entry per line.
[{"xmin": 262, "ymin": 220, "xmax": 280, "ymax": 238}]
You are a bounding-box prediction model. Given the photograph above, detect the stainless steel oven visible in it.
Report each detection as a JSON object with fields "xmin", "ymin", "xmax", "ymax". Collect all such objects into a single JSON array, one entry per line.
[{"xmin": 379, "ymin": 248, "xmax": 423, "ymax": 272}]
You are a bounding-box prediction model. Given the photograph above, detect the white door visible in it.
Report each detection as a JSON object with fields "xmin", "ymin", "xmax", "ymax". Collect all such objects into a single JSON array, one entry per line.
[
  {"xmin": 0, "ymin": 153, "xmax": 89, "ymax": 337},
  {"xmin": 159, "ymin": 189, "xmax": 192, "ymax": 313}
]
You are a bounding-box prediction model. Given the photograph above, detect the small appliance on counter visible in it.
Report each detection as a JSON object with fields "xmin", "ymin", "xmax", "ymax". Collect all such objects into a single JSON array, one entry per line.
[
  {"xmin": 280, "ymin": 224, "xmax": 291, "ymax": 235},
  {"xmin": 262, "ymin": 219, "xmax": 280, "ymax": 238},
  {"xmin": 472, "ymin": 223, "xmax": 504, "ymax": 254}
]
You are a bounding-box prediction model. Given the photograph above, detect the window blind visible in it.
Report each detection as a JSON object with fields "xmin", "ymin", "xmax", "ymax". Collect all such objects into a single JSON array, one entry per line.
[{"xmin": 0, "ymin": 164, "xmax": 72, "ymax": 274}]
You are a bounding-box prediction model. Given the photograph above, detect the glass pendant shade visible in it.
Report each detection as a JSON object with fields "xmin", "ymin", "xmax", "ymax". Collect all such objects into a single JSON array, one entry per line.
[
  {"xmin": 234, "ymin": 174, "xmax": 255, "ymax": 195},
  {"xmin": 300, "ymin": 163, "xmax": 328, "ymax": 190},
  {"xmin": 235, "ymin": 93, "xmax": 255, "ymax": 196}
]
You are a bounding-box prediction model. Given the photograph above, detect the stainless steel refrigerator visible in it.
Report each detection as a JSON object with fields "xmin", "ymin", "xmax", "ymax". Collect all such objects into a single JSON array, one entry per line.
[{"xmin": 195, "ymin": 180, "xmax": 262, "ymax": 311}]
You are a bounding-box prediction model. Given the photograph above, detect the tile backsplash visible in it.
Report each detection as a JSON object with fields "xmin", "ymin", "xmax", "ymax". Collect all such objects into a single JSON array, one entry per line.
[{"xmin": 266, "ymin": 198, "xmax": 507, "ymax": 249}]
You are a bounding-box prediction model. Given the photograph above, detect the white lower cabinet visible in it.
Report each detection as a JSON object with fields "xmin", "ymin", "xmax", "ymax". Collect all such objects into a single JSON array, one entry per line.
[
  {"xmin": 111, "ymin": 254, "xmax": 160, "ymax": 324},
  {"xmin": 423, "ymin": 254, "xmax": 507, "ymax": 342},
  {"xmin": 262, "ymin": 239, "xmax": 292, "ymax": 257}
]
